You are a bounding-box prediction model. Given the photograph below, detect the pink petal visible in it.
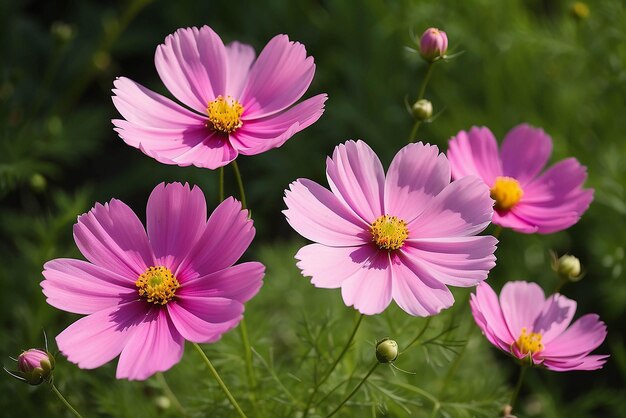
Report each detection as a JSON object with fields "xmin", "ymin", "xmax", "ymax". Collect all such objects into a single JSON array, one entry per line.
[
  {"xmin": 408, "ymin": 176, "xmax": 493, "ymax": 237},
  {"xmin": 384, "ymin": 142, "xmax": 451, "ymax": 222},
  {"xmin": 225, "ymin": 41, "xmax": 256, "ymax": 98},
  {"xmin": 177, "ymin": 198, "xmax": 254, "ymax": 278},
  {"xmin": 500, "ymin": 124, "xmax": 552, "ymax": 186},
  {"xmin": 167, "ymin": 296, "xmax": 243, "ymax": 343},
  {"xmin": 56, "ymin": 302, "xmax": 146, "ymax": 370},
  {"xmin": 283, "ymin": 179, "xmax": 370, "ymax": 247},
  {"xmin": 402, "ymin": 236, "xmax": 497, "ymax": 287},
  {"xmin": 543, "ymin": 354, "xmax": 609, "ymax": 372},
  {"xmin": 295, "ymin": 243, "xmax": 375, "ymax": 288},
  {"xmin": 532, "ymin": 293, "xmax": 577, "ymax": 344},
  {"xmin": 492, "ymin": 210, "xmax": 539, "ymax": 233},
  {"xmin": 116, "ymin": 308, "xmax": 185, "ymax": 380},
  {"xmin": 240, "ymin": 34, "xmax": 315, "ymax": 119},
  {"xmin": 179, "ymin": 262, "xmax": 264, "ymax": 303},
  {"xmin": 155, "ymin": 26, "xmax": 227, "ymax": 113},
  {"xmin": 326, "ymin": 140, "xmax": 385, "ymax": 223},
  {"xmin": 146, "ymin": 183, "xmax": 207, "ymax": 273},
  {"xmin": 73, "ymin": 199, "xmax": 154, "ymax": 278},
  {"xmin": 340, "ymin": 250, "xmax": 393, "ymax": 315},
  {"xmin": 470, "ymin": 282, "xmax": 515, "ymax": 351},
  {"xmin": 230, "ymin": 94, "xmax": 327, "ymax": 156},
  {"xmin": 447, "ymin": 126, "xmax": 503, "ymax": 185},
  {"xmin": 541, "ymin": 314, "xmax": 607, "ymax": 358},
  {"xmin": 390, "ymin": 253, "xmax": 454, "ymax": 317},
  {"xmin": 499, "ymin": 281, "xmax": 546, "ymax": 339},
  {"xmin": 42, "ymin": 259, "xmax": 136, "ymax": 315}
]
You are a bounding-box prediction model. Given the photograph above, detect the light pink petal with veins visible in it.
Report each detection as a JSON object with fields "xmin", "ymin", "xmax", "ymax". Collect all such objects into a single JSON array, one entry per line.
[
  {"xmin": 296, "ymin": 244, "xmax": 375, "ymax": 288},
  {"xmin": 499, "ymin": 281, "xmax": 546, "ymax": 339},
  {"xmin": 225, "ymin": 41, "xmax": 256, "ymax": 98},
  {"xmin": 470, "ymin": 283, "xmax": 515, "ymax": 351},
  {"xmin": 532, "ymin": 293, "xmax": 577, "ymax": 344},
  {"xmin": 500, "ymin": 124, "xmax": 552, "ymax": 186},
  {"xmin": 541, "ymin": 314, "xmax": 607, "ymax": 358},
  {"xmin": 340, "ymin": 251, "xmax": 393, "ymax": 315},
  {"xmin": 179, "ymin": 262, "xmax": 264, "ymax": 303},
  {"xmin": 447, "ymin": 126, "xmax": 503, "ymax": 185}
]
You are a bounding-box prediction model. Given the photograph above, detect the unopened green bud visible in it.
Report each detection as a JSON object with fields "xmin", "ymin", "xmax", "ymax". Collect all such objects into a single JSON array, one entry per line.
[
  {"xmin": 375, "ymin": 338, "xmax": 398, "ymax": 363},
  {"xmin": 30, "ymin": 173, "xmax": 47, "ymax": 192},
  {"xmin": 552, "ymin": 253, "xmax": 583, "ymax": 282},
  {"xmin": 412, "ymin": 99, "xmax": 433, "ymax": 121}
]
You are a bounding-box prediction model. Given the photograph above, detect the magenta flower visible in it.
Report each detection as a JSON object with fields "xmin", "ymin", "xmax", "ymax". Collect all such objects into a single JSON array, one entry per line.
[
  {"xmin": 447, "ymin": 124, "xmax": 593, "ymax": 234},
  {"xmin": 470, "ymin": 281, "xmax": 608, "ymax": 371},
  {"xmin": 112, "ymin": 25, "xmax": 327, "ymax": 169},
  {"xmin": 419, "ymin": 27, "xmax": 448, "ymax": 62},
  {"xmin": 284, "ymin": 140, "xmax": 497, "ymax": 316},
  {"xmin": 41, "ymin": 183, "xmax": 264, "ymax": 380}
]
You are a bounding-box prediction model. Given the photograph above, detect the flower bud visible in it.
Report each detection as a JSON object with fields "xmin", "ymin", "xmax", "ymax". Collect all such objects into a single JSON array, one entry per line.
[
  {"xmin": 375, "ymin": 338, "xmax": 398, "ymax": 363},
  {"xmin": 552, "ymin": 254, "xmax": 583, "ymax": 282},
  {"xmin": 411, "ymin": 99, "xmax": 433, "ymax": 121},
  {"xmin": 11, "ymin": 349, "xmax": 55, "ymax": 385},
  {"xmin": 570, "ymin": 2, "xmax": 590, "ymax": 21},
  {"xmin": 419, "ymin": 28, "xmax": 448, "ymax": 62}
]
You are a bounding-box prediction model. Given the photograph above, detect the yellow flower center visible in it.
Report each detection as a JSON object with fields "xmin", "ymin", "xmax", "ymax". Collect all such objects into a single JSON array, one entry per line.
[
  {"xmin": 206, "ymin": 95, "xmax": 244, "ymax": 134},
  {"xmin": 515, "ymin": 327, "xmax": 544, "ymax": 356},
  {"xmin": 371, "ymin": 215, "xmax": 409, "ymax": 251},
  {"xmin": 490, "ymin": 176, "xmax": 523, "ymax": 211},
  {"xmin": 135, "ymin": 266, "xmax": 180, "ymax": 305}
]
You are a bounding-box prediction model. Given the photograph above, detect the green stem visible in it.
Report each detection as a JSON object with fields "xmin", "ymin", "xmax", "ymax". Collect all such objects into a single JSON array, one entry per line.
[
  {"xmin": 408, "ymin": 62, "xmax": 434, "ymax": 143},
  {"xmin": 325, "ymin": 362, "xmax": 379, "ymax": 418},
  {"xmin": 509, "ymin": 366, "xmax": 527, "ymax": 412},
  {"xmin": 218, "ymin": 166, "xmax": 225, "ymax": 202},
  {"xmin": 50, "ymin": 382, "xmax": 84, "ymax": 418},
  {"xmin": 192, "ymin": 343, "xmax": 247, "ymax": 418},
  {"xmin": 302, "ymin": 313, "xmax": 364, "ymax": 418},
  {"xmin": 407, "ymin": 120, "xmax": 422, "ymax": 144},
  {"xmin": 156, "ymin": 372, "xmax": 186, "ymax": 416},
  {"xmin": 231, "ymin": 160, "xmax": 247, "ymax": 209},
  {"xmin": 428, "ymin": 402, "xmax": 441, "ymax": 418},
  {"xmin": 554, "ymin": 278, "xmax": 566, "ymax": 294},
  {"xmin": 401, "ymin": 316, "xmax": 432, "ymax": 353}
]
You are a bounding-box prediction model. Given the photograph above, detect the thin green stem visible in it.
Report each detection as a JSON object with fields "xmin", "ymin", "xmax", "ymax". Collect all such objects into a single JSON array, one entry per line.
[
  {"xmin": 554, "ymin": 278, "xmax": 567, "ymax": 294},
  {"xmin": 401, "ymin": 316, "xmax": 432, "ymax": 353},
  {"xmin": 428, "ymin": 402, "xmax": 441, "ymax": 418},
  {"xmin": 325, "ymin": 362, "xmax": 379, "ymax": 418},
  {"xmin": 231, "ymin": 160, "xmax": 247, "ymax": 209},
  {"xmin": 192, "ymin": 343, "xmax": 247, "ymax": 418},
  {"xmin": 302, "ymin": 313, "xmax": 364, "ymax": 418},
  {"xmin": 407, "ymin": 120, "xmax": 422, "ymax": 143},
  {"xmin": 509, "ymin": 365, "xmax": 527, "ymax": 412},
  {"xmin": 218, "ymin": 166, "xmax": 225, "ymax": 202},
  {"xmin": 408, "ymin": 62, "xmax": 434, "ymax": 143},
  {"xmin": 156, "ymin": 372, "xmax": 186, "ymax": 416},
  {"xmin": 50, "ymin": 382, "xmax": 83, "ymax": 418}
]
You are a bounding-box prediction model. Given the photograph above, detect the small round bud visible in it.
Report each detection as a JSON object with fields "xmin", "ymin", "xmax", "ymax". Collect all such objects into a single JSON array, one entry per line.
[
  {"xmin": 29, "ymin": 173, "xmax": 47, "ymax": 193},
  {"xmin": 155, "ymin": 395, "xmax": 171, "ymax": 410},
  {"xmin": 15, "ymin": 349, "xmax": 55, "ymax": 385},
  {"xmin": 554, "ymin": 254, "xmax": 583, "ymax": 282},
  {"xmin": 51, "ymin": 22, "xmax": 74, "ymax": 44},
  {"xmin": 419, "ymin": 28, "xmax": 448, "ymax": 62},
  {"xmin": 570, "ymin": 2, "xmax": 590, "ymax": 21},
  {"xmin": 375, "ymin": 338, "xmax": 398, "ymax": 363},
  {"xmin": 412, "ymin": 99, "xmax": 433, "ymax": 121}
]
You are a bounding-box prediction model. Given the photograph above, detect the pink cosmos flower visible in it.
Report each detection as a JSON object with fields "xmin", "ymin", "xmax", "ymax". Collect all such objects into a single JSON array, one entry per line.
[
  {"xmin": 41, "ymin": 183, "xmax": 264, "ymax": 380},
  {"xmin": 283, "ymin": 140, "xmax": 498, "ymax": 316},
  {"xmin": 112, "ymin": 25, "xmax": 327, "ymax": 169},
  {"xmin": 447, "ymin": 124, "xmax": 593, "ymax": 234},
  {"xmin": 470, "ymin": 281, "xmax": 608, "ymax": 371}
]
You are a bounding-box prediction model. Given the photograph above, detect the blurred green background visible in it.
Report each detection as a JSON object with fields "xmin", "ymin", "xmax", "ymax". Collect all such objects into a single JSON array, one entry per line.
[{"xmin": 2, "ymin": 0, "xmax": 625, "ymax": 416}]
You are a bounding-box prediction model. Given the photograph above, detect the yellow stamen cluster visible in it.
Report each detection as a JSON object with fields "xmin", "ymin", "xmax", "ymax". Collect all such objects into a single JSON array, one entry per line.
[
  {"xmin": 371, "ymin": 215, "xmax": 409, "ymax": 251},
  {"xmin": 206, "ymin": 95, "xmax": 244, "ymax": 134},
  {"xmin": 135, "ymin": 266, "xmax": 180, "ymax": 305},
  {"xmin": 515, "ymin": 327, "xmax": 544, "ymax": 356},
  {"xmin": 490, "ymin": 176, "xmax": 523, "ymax": 211}
]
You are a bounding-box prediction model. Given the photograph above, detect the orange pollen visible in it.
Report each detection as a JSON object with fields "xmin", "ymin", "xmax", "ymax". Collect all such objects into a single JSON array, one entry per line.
[
  {"xmin": 206, "ymin": 95, "xmax": 244, "ymax": 134},
  {"xmin": 135, "ymin": 266, "xmax": 180, "ymax": 305},
  {"xmin": 490, "ymin": 176, "xmax": 523, "ymax": 211}
]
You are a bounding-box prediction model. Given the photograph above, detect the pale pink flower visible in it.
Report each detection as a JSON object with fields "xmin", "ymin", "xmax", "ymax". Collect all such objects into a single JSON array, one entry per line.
[
  {"xmin": 471, "ymin": 281, "xmax": 608, "ymax": 371},
  {"xmin": 112, "ymin": 25, "xmax": 327, "ymax": 169},
  {"xmin": 447, "ymin": 124, "xmax": 593, "ymax": 233},
  {"xmin": 419, "ymin": 27, "xmax": 448, "ymax": 62},
  {"xmin": 284, "ymin": 140, "xmax": 497, "ymax": 316},
  {"xmin": 41, "ymin": 183, "xmax": 264, "ymax": 380}
]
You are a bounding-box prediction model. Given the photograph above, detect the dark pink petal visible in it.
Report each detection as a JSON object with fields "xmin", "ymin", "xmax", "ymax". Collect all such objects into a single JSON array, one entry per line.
[
  {"xmin": 147, "ymin": 183, "xmax": 207, "ymax": 273},
  {"xmin": 470, "ymin": 282, "xmax": 514, "ymax": 351},
  {"xmin": 155, "ymin": 26, "xmax": 227, "ymax": 113},
  {"xmin": 283, "ymin": 179, "xmax": 370, "ymax": 247},
  {"xmin": 390, "ymin": 253, "xmax": 454, "ymax": 317},
  {"xmin": 500, "ymin": 124, "xmax": 552, "ymax": 186},
  {"xmin": 56, "ymin": 302, "xmax": 146, "ymax": 370},
  {"xmin": 73, "ymin": 199, "xmax": 154, "ymax": 278},
  {"xmin": 225, "ymin": 41, "xmax": 256, "ymax": 98},
  {"xmin": 384, "ymin": 142, "xmax": 451, "ymax": 222},
  {"xmin": 402, "ymin": 236, "xmax": 497, "ymax": 287},
  {"xmin": 295, "ymin": 244, "xmax": 375, "ymax": 288},
  {"xmin": 167, "ymin": 296, "xmax": 243, "ymax": 343},
  {"xmin": 541, "ymin": 314, "xmax": 607, "ymax": 358},
  {"xmin": 340, "ymin": 251, "xmax": 393, "ymax": 315},
  {"xmin": 230, "ymin": 94, "xmax": 327, "ymax": 156},
  {"xmin": 42, "ymin": 259, "xmax": 136, "ymax": 315},
  {"xmin": 408, "ymin": 176, "xmax": 493, "ymax": 237},
  {"xmin": 116, "ymin": 308, "xmax": 185, "ymax": 380},
  {"xmin": 177, "ymin": 198, "xmax": 254, "ymax": 279},
  {"xmin": 532, "ymin": 294, "xmax": 577, "ymax": 344},
  {"xmin": 447, "ymin": 126, "xmax": 503, "ymax": 185},
  {"xmin": 499, "ymin": 281, "xmax": 545, "ymax": 339},
  {"xmin": 179, "ymin": 262, "xmax": 264, "ymax": 303},
  {"xmin": 326, "ymin": 140, "xmax": 385, "ymax": 223},
  {"xmin": 492, "ymin": 210, "xmax": 539, "ymax": 233},
  {"xmin": 543, "ymin": 354, "xmax": 609, "ymax": 372},
  {"xmin": 240, "ymin": 34, "xmax": 315, "ymax": 119}
]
